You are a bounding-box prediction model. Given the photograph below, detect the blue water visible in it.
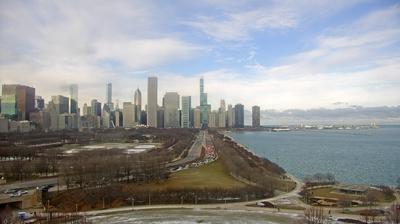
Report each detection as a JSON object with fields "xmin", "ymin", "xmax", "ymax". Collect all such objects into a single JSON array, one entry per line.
[{"xmin": 229, "ymin": 126, "xmax": 400, "ymax": 186}]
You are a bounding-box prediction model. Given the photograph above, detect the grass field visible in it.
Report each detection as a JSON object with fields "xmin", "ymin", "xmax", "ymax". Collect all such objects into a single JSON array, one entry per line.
[
  {"xmin": 129, "ymin": 160, "xmax": 248, "ymax": 191},
  {"xmin": 309, "ymin": 187, "xmax": 395, "ymax": 203}
]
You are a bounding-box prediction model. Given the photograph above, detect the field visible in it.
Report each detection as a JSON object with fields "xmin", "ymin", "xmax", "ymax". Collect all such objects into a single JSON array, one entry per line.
[
  {"xmin": 128, "ymin": 159, "xmax": 248, "ymax": 190},
  {"xmin": 309, "ymin": 186, "xmax": 395, "ymax": 203}
]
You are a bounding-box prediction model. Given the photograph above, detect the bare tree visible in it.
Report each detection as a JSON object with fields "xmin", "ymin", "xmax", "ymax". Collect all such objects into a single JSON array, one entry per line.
[{"xmin": 386, "ymin": 202, "xmax": 400, "ymax": 224}]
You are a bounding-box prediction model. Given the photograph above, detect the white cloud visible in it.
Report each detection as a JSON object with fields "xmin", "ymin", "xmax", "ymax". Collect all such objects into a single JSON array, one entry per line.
[{"xmin": 184, "ymin": 0, "xmax": 361, "ymax": 41}]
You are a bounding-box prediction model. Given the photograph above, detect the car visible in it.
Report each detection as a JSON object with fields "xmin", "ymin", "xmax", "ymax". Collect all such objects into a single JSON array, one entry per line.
[{"xmin": 11, "ymin": 192, "xmax": 22, "ymax": 197}]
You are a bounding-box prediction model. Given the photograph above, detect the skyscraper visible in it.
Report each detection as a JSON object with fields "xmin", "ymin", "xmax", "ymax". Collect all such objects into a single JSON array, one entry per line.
[
  {"xmin": 134, "ymin": 88, "xmax": 142, "ymax": 123},
  {"xmin": 35, "ymin": 96, "xmax": 45, "ymax": 111},
  {"xmin": 181, "ymin": 96, "xmax": 191, "ymax": 128},
  {"xmin": 252, "ymin": 105, "xmax": 261, "ymax": 127},
  {"xmin": 91, "ymin": 99, "xmax": 101, "ymax": 117},
  {"xmin": 194, "ymin": 107, "xmax": 201, "ymax": 128},
  {"xmin": 69, "ymin": 84, "xmax": 78, "ymax": 114},
  {"xmin": 51, "ymin": 95, "xmax": 69, "ymax": 114},
  {"xmin": 227, "ymin": 104, "xmax": 234, "ymax": 127},
  {"xmin": 163, "ymin": 92, "xmax": 180, "ymax": 128},
  {"xmin": 218, "ymin": 100, "xmax": 226, "ymax": 128},
  {"xmin": 106, "ymin": 83, "xmax": 113, "ymax": 110},
  {"xmin": 1, "ymin": 84, "xmax": 35, "ymax": 120},
  {"xmin": 199, "ymin": 77, "xmax": 209, "ymax": 126},
  {"xmin": 147, "ymin": 76, "xmax": 158, "ymax": 127},
  {"xmin": 234, "ymin": 104, "xmax": 244, "ymax": 128},
  {"xmin": 122, "ymin": 102, "xmax": 135, "ymax": 128}
]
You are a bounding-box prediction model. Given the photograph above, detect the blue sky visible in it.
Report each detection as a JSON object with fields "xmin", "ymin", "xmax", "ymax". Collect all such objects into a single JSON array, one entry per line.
[{"xmin": 0, "ymin": 0, "xmax": 399, "ymax": 110}]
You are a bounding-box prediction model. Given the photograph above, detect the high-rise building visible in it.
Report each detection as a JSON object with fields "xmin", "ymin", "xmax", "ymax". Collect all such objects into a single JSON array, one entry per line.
[
  {"xmin": 35, "ymin": 96, "xmax": 45, "ymax": 111},
  {"xmin": 69, "ymin": 84, "xmax": 78, "ymax": 114},
  {"xmin": 208, "ymin": 111, "xmax": 218, "ymax": 128},
  {"xmin": 227, "ymin": 104, "xmax": 234, "ymax": 127},
  {"xmin": 234, "ymin": 104, "xmax": 244, "ymax": 128},
  {"xmin": 114, "ymin": 110, "xmax": 123, "ymax": 127},
  {"xmin": 1, "ymin": 84, "xmax": 35, "ymax": 120},
  {"xmin": 218, "ymin": 100, "xmax": 226, "ymax": 128},
  {"xmin": 122, "ymin": 102, "xmax": 135, "ymax": 128},
  {"xmin": 199, "ymin": 77, "xmax": 209, "ymax": 126},
  {"xmin": 147, "ymin": 76, "xmax": 158, "ymax": 127},
  {"xmin": 102, "ymin": 104, "xmax": 111, "ymax": 128},
  {"xmin": 181, "ymin": 96, "xmax": 191, "ymax": 128},
  {"xmin": 252, "ymin": 105, "xmax": 261, "ymax": 127},
  {"xmin": 106, "ymin": 83, "xmax": 114, "ymax": 110},
  {"xmin": 157, "ymin": 107, "xmax": 164, "ymax": 128},
  {"xmin": 163, "ymin": 92, "xmax": 180, "ymax": 128},
  {"xmin": 134, "ymin": 88, "xmax": 142, "ymax": 123},
  {"xmin": 51, "ymin": 95, "xmax": 69, "ymax": 114},
  {"xmin": 194, "ymin": 107, "xmax": 201, "ymax": 128},
  {"xmin": 91, "ymin": 99, "xmax": 101, "ymax": 117}
]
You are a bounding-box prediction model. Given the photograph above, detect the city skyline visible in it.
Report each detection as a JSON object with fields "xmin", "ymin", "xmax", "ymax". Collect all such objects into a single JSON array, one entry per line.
[{"xmin": 0, "ymin": 1, "xmax": 399, "ymax": 111}]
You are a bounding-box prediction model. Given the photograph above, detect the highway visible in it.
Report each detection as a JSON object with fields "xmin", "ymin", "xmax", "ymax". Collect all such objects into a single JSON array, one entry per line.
[{"xmin": 167, "ymin": 130, "xmax": 204, "ymax": 167}]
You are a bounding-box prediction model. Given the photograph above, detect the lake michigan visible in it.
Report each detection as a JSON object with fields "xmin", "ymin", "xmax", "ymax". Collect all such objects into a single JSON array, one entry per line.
[{"xmin": 229, "ymin": 125, "xmax": 400, "ymax": 186}]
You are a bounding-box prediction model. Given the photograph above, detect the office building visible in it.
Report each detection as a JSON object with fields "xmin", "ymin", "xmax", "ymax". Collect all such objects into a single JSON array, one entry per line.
[
  {"xmin": 147, "ymin": 76, "xmax": 158, "ymax": 127},
  {"xmin": 106, "ymin": 83, "xmax": 114, "ymax": 110},
  {"xmin": 199, "ymin": 77, "xmax": 209, "ymax": 126},
  {"xmin": 208, "ymin": 111, "xmax": 218, "ymax": 128},
  {"xmin": 218, "ymin": 100, "xmax": 226, "ymax": 128},
  {"xmin": 52, "ymin": 95, "xmax": 69, "ymax": 114},
  {"xmin": 227, "ymin": 104, "xmax": 234, "ymax": 127},
  {"xmin": 69, "ymin": 84, "xmax": 78, "ymax": 114},
  {"xmin": 114, "ymin": 110, "xmax": 123, "ymax": 127},
  {"xmin": 1, "ymin": 84, "xmax": 35, "ymax": 120},
  {"xmin": 181, "ymin": 96, "xmax": 191, "ymax": 128},
  {"xmin": 35, "ymin": 96, "xmax": 45, "ymax": 111},
  {"xmin": 252, "ymin": 105, "xmax": 261, "ymax": 127},
  {"xmin": 157, "ymin": 107, "xmax": 164, "ymax": 128},
  {"xmin": 194, "ymin": 107, "xmax": 201, "ymax": 128},
  {"xmin": 234, "ymin": 104, "xmax": 244, "ymax": 128},
  {"xmin": 29, "ymin": 111, "xmax": 51, "ymax": 131},
  {"xmin": 163, "ymin": 92, "xmax": 180, "ymax": 128},
  {"xmin": 134, "ymin": 88, "xmax": 142, "ymax": 123},
  {"xmin": 91, "ymin": 99, "xmax": 101, "ymax": 117},
  {"xmin": 102, "ymin": 104, "xmax": 111, "ymax": 128},
  {"xmin": 123, "ymin": 102, "xmax": 135, "ymax": 128}
]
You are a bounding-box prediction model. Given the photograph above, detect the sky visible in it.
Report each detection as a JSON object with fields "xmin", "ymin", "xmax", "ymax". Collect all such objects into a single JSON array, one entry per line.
[{"xmin": 1, "ymin": 0, "xmax": 400, "ymax": 111}]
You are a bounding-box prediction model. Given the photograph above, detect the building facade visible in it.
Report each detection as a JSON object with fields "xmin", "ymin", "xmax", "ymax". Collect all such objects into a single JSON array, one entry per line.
[
  {"xmin": 134, "ymin": 88, "xmax": 142, "ymax": 124},
  {"xmin": 69, "ymin": 84, "xmax": 78, "ymax": 114},
  {"xmin": 1, "ymin": 84, "xmax": 35, "ymax": 120},
  {"xmin": 147, "ymin": 76, "xmax": 158, "ymax": 127},
  {"xmin": 252, "ymin": 105, "xmax": 261, "ymax": 127},
  {"xmin": 181, "ymin": 96, "xmax": 191, "ymax": 128},
  {"xmin": 234, "ymin": 104, "xmax": 244, "ymax": 128},
  {"xmin": 163, "ymin": 92, "xmax": 180, "ymax": 128}
]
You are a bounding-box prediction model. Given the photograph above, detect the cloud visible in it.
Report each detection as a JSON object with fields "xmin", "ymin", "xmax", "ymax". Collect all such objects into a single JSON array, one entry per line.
[{"xmin": 184, "ymin": 0, "xmax": 361, "ymax": 41}]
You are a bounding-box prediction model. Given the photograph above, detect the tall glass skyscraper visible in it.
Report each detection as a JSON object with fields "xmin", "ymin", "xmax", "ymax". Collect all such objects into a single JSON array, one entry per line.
[
  {"xmin": 200, "ymin": 77, "xmax": 208, "ymax": 126},
  {"xmin": 147, "ymin": 76, "xmax": 158, "ymax": 127},
  {"xmin": 1, "ymin": 84, "xmax": 35, "ymax": 120},
  {"xmin": 69, "ymin": 84, "xmax": 78, "ymax": 114},
  {"xmin": 134, "ymin": 88, "xmax": 142, "ymax": 123},
  {"xmin": 234, "ymin": 103, "xmax": 244, "ymax": 128},
  {"xmin": 106, "ymin": 83, "xmax": 113, "ymax": 110},
  {"xmin": 181, "ymin": 96, "xmax": 191, "ymax": 128}
]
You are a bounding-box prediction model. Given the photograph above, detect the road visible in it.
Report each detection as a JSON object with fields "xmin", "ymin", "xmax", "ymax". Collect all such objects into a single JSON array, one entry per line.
[
  {"xmin": 166, "ymin": 130, "xmax": 204, "ymax": 167},
  {"xmin": 0, "ymin": 177, "xmax": 58, "ymax": 192}
]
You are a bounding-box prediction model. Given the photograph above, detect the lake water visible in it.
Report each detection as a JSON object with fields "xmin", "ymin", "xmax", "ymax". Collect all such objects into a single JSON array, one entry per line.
[{"xmin": 229, "ymin": 126, "xmax": 400, "ymax": 186}]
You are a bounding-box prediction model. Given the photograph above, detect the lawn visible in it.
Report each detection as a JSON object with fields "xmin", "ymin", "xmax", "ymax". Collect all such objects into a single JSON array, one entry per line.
[
  {"xmin": 308, "ymin": 187, "xmax": 394, "ymax": 203},
  {"xmin": 131, "ymin": 160, "xmax": 248, "ymax": 190}
]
